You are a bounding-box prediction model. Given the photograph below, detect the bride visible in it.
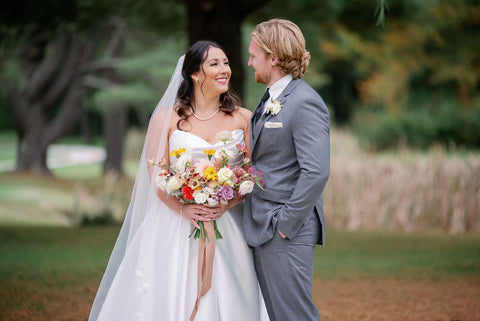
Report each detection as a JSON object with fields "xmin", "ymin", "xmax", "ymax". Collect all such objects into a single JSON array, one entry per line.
[{"xmin": 88, "ymin": 41, "xmax": 269, "ymax": 321}]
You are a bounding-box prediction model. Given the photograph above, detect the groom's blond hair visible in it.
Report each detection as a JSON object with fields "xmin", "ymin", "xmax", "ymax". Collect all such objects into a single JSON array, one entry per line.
[{"xmin": 251, "ymin": 18, "xmax": 310, "ymax": 79}]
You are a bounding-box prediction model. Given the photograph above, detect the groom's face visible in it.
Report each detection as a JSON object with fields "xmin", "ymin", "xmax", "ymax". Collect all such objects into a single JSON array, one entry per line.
[{"xmin": 248, "ymin": 40, "xmax": 272, "ymax": 85}]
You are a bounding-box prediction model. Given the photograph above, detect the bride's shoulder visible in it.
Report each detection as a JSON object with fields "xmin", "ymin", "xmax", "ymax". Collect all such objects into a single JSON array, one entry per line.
[{"xmin": 234, "ymin": 106, "xmax": 252, "ymax": 120}]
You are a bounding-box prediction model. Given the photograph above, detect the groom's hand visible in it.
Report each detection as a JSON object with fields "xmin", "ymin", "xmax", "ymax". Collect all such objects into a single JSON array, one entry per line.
[{"xmin": 277, "ymin": 229, "xmax": 287, "ymax": 239}]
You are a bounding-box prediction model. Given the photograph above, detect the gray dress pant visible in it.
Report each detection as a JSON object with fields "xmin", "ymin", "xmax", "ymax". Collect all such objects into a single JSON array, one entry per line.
[{"xmin": 252, "ymin": 213, "xmax": 322, "ymax": 321}]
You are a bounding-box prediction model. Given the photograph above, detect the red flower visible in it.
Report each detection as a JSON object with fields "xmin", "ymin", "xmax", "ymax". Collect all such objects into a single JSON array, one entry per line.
[{"xmin": 182, "ymin": 185, "xmax": 194, "ymax": 200}]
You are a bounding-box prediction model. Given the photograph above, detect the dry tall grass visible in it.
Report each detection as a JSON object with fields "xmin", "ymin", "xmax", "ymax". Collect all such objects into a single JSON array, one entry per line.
[{"xmin": 324, "ymin": 129, "xmax": 480, "ymax": 233}]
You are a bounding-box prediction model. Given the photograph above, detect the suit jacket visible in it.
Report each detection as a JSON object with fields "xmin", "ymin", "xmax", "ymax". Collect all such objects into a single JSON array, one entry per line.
[{"xmin": 243, "ymin": 78, "xmax": 330, "ymax": 247}]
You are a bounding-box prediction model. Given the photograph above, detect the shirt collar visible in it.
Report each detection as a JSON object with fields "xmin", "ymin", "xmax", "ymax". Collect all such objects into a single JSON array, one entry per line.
[{"xmin": 268, "ymin": 74, "xmax": 293, "ymax": 101}]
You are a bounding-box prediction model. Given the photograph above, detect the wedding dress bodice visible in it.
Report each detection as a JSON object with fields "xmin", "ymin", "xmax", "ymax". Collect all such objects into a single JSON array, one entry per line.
[{"xmin": 169, "ymin": 129, "xmax": 245, "ymax": 166}]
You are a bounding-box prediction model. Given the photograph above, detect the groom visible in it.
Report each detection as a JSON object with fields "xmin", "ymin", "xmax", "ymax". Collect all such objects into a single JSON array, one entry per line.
[{"xmin": 243, "ymin": 19, "xmax": 330, "ymax": 321}]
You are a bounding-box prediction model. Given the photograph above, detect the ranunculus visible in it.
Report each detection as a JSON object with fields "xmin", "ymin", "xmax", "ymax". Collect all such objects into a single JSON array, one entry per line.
[
  {"xmin": 193, "ymin": 190, "xmax": 208, "ymax": 204},
  {"xmin": 176, "ymin": 153, "xmax": 192, "ymax": 171},
  {"xmin": 156, "ymin": 175, "xmax": 167, "ymax": 191},
  {"xmin": 166, "ymin": 175, "xmax": 184, "ymax": 192},
  {"xmin": 239, "ymin": 180, "xmax": 255, "ymax": 195},
  {"xmin": 216, "ymin": 130, "xmax": 233, "ymax": 143},
  {"xmin": 214, "ymin": 185, "xmax": 234, "ymax": 204},
  {"xmin": 217, "ymin": 167, "xmax": 234, "ymax": 185},
  {"xmin": 207, "ymin": 198, "xmax": 219, "ymax": 206}
]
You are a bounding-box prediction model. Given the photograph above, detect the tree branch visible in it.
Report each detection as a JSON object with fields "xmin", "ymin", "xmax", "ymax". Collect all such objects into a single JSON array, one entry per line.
[
  {"xmin": 22, "ymin": 37, "xmax": 68, "ymax": 100},
  {"xmin": 43, "ymin": 79, "xmax": 85, "ymax": 146},
  {"xmin": 42, "ymin": 33, "xmax": 82, "ymax": 108}
]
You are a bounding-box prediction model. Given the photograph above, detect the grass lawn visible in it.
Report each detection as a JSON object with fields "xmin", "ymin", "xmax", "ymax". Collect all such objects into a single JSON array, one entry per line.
[{"xmin": 0, "ymin": 226, "xmax": 479, "ymax": 321}]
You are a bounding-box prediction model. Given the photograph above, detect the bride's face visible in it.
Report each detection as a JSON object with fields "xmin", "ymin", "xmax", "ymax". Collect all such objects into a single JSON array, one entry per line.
[{"xmin": 195, "ymin": 47, "xmax": 231, "ymax": 95}]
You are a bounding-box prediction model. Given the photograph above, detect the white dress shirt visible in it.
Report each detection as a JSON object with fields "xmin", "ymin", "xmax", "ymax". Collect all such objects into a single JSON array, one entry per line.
[{"xmin": 262, "ymin": 74, "xmax": 293, "ymax": 114}]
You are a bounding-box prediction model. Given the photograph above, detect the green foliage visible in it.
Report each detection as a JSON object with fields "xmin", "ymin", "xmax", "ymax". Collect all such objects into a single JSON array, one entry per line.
[
  {"xmin": 353, "ymin": 95, "xmax": 480, "ymax": 150},
  {"xmin": 89, "ymin": 36, "xmax": 187, "ymax": 117},
  {"xmin": 0, "ymin": 226, "xmax": 478, "ymax": 287},
  {"xmin": 315, "ymin": 229, "xmax": 480, "ymax": 280},
  {"xmin": 255, "ymin": 0, "xmax": 480, "ymax": 132}
]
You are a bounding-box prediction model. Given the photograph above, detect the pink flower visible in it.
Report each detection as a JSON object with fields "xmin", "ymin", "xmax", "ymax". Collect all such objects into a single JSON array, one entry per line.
[
  {"xmin": 195, "ymin": 159, "xmax": 214, "ymax": 176},
  {"xmin": 236, "ymin": 144, "xmax": 246, "ymax": 154}
]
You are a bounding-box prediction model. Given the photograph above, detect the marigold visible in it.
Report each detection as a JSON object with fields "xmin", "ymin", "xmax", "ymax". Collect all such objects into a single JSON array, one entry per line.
[
  {"xmin": 203, "ymin": 149, "xmax": 216, "ymax": 156},
  {"xmin": 204, "ymin": 166, "xmax": 217, "ymax": 181},
  {"xmin": 169, "ymin": 148, "xmax": 186, "ymax": 158}
]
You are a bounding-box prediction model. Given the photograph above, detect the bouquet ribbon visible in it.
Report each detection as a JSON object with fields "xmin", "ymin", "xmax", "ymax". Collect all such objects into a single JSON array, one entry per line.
[{"xmin": 189, "ymin": 221, "xmax": 216, "ymax": 321}]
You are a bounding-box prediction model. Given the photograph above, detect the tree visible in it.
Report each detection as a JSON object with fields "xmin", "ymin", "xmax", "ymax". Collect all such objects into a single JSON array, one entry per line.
[
  {"xmin": 0, "ymin": 0, "xmax": 118, "ymax": 175},
  {"xmin": 184, "ymin": 0, "xmax": 270, "ymax": 100},
  {"xmin": 4, "ymin": 33, "xmax": 97, "ymax": 174}
]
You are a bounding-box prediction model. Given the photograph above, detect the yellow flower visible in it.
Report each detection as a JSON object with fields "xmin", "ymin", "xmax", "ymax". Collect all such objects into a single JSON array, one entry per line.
[
  {"xmin": 203, "ymin": 149, "xmax": 216, "ymax": 156},
  {"xmin": 204, "ymin": 166, "xmax": 217, "ymax": 181},
  {"xmin": 169, "ymin": 148, "xmax": 186, "ymax": 158},
  {"xmin": 203, "ymin": 149, "xmax": 216, "ymax": 160}
]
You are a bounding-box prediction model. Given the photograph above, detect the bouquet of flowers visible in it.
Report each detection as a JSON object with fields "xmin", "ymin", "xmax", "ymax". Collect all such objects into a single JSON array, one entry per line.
[{"xmin": 149, "ymin": 130, "xmax": 264, "ymax": 241}]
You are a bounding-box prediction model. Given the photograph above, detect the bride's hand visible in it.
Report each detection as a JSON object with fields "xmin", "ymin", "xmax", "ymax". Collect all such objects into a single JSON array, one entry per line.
[
  {"xmin": 204, "ymin": 201, "xmax": 234, "ymax": 221},
  {"xmin": 180, "ymin": 204, "xmax": 215, "ymax": 228}
]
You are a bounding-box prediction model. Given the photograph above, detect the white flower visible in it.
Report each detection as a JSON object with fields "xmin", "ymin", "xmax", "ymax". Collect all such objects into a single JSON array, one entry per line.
[
  {"xmin": 147, "ymin": 158, "xmax": 155, "ymax": 167},
  {"xmin": 193, "ymin": 190, "xmax": 208, "ymax": 204},
  {"xmin": 217, "ymin": 167, "xmax": 234, "ymax": 185},
  {"xmin": 176, "ymin": 153, "xmax": 192, "ymax": 171},
  {"xmin": 265, "ymin": 99, "xmax": 283, "ymax": 116},
  {"xmin": 166, "ymin": 175, "xmax": 184, "ymax": 192},
  {"xmin": 239, "ymin": 180, "xmax": 255, "ymax": 195},
  {"xmin": 215, "ymin": 148, "xmax": 235, "ymax": 160},
  {"xmin": 155, "ymin": 175, "xmax": 167, "ymax": 191},
  {"xmin": 216, "ymin": 130, "xmax": 233, "ymax": 143},
  {"xmin": 203, "ymin": 186, "xmax": 215, "ymax": 196},
  {"xmin": 207, "ymin": 198, "xmax": 219, "ymax": 206}
]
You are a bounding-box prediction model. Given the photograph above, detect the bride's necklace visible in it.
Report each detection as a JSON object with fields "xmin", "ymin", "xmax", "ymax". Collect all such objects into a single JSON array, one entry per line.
[{"xmin": 190, "ymin": 104, "xmax": 221, "ymax": 121}]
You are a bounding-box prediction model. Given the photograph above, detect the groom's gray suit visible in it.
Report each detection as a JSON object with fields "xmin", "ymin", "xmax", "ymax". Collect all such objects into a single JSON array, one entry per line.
[{"xmin": 244, "ymin": 78, "xmax": 330, "ymax": 321}]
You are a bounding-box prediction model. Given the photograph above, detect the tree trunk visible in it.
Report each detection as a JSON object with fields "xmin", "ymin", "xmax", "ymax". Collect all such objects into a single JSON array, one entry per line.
[
  {"xmin": 7, "ymin": 30, "xmax": 100, "ymax": 175},
  {"xmin": 185, "ymin": 0, "xmax": 270, "ymax": 101},
  {"xmin": 103, "ymin": 106, "xmax": 127, "ymax": 175},
  {"xmin": 15, "ymin": 107, "xmax": 51, "ymax": 174}
]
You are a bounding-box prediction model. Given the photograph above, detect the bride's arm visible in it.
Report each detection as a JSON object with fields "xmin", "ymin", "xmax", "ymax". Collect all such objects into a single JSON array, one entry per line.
[{"xmin": 146, "ymin": 111, "xmax": 213, "ymax": 228}]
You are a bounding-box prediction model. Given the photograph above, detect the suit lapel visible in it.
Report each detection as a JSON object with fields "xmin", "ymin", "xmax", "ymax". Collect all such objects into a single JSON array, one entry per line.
[
  {"xmin": 250, "ymin": 98, "xmax": 265, "ymax": 148},
  {"xmin": 251, "ymin": 79, "xmax": 302, "ymax": 154}
]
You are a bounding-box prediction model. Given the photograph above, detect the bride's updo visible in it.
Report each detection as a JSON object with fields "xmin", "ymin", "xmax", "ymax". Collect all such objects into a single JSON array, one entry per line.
[
  {"xmin": 251, "ymin": 19, "xmax": 310, "ymax": 79},
  {"xmin": 176, "ymin": 41, "xmax": 240, "ymax": 129}
]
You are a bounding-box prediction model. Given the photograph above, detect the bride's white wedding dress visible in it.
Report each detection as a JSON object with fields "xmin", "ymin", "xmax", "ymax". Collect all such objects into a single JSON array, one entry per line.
[{"xmin": 94, "ymin": 129, "xmax": 269, "ymax": 321}]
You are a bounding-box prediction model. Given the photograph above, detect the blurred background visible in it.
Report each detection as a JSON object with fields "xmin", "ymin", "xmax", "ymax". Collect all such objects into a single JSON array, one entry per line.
[{"xmin": 0, "ymin": 0, "xmax": 479, "ymax": 320}]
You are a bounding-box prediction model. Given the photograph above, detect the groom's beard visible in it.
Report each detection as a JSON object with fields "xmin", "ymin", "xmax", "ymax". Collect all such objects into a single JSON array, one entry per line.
[{"xmin": 254, "ymin": 71, "xmax": 269, "ymax": 85}]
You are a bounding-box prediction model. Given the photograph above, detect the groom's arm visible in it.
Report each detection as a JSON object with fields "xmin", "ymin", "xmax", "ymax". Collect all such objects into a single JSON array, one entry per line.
[{"xmin": 276, "ymin": 92, "xmax": 330, "ymax": 239}]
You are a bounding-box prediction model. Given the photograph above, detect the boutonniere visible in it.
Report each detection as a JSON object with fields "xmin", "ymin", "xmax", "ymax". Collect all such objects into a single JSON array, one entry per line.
[{"xmin": 263, "ymin": 99, "xmax": 283, "ymax": 118}]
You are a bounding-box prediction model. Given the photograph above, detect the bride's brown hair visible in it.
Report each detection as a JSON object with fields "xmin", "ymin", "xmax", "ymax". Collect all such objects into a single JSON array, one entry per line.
[{"xmin": 176, "ymin": 41, "xmax": 240, "ymax": 130}]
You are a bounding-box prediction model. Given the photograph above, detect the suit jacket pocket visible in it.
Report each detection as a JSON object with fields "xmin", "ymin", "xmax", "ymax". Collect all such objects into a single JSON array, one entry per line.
[{"xmin": 256, "ymin": 187, "xmax": 292, "ymax": 203}]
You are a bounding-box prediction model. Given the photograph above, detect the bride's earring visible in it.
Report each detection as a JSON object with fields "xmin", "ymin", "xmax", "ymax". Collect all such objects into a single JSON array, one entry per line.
[{"xmin": 193, "ymin": 77, "xmax": 198, "ymax": 84}]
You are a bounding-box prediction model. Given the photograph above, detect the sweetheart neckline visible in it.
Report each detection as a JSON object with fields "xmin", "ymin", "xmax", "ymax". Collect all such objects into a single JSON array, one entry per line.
[{"xmin": 170, "ymin": 129, "xmax": 244, "ymax": 146}]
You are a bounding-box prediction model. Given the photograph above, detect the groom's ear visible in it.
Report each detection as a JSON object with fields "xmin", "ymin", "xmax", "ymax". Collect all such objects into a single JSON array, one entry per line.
[{"xmin": 270, "ymin": 54, "xmax": 279, "ymax": 66}]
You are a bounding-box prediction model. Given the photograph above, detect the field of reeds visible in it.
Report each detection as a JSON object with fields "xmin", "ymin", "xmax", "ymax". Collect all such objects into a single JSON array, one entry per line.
[
  {"xmin": 0, "ymin": 128, "xmax": 479, "ymax": 233},
  {"xmin": 324, "ymin": 129, "xmax": 480, "ymax": 234}
]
